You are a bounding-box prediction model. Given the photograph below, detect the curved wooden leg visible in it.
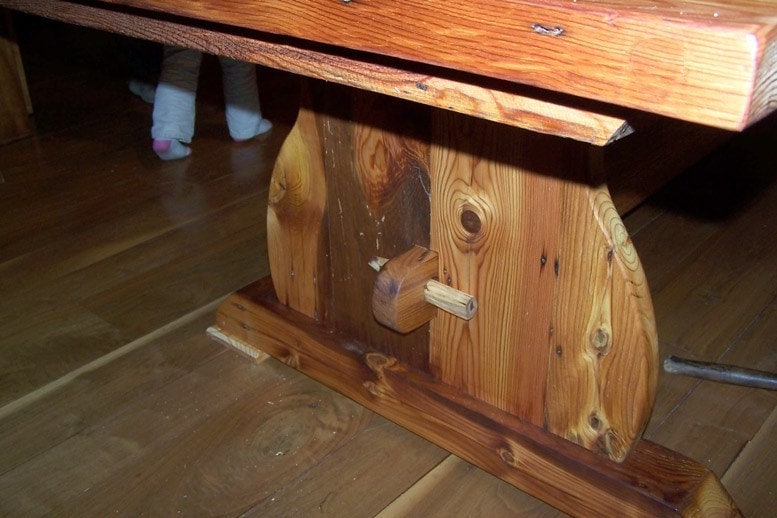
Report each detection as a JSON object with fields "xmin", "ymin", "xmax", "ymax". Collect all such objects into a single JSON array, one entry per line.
[
  {"xmin": 429, "ymin": 113, "xmax": 657, "ymax": 461},
  {"xmin": 214, "ymin": 78, "xmax": 738, "ymax": 516}
]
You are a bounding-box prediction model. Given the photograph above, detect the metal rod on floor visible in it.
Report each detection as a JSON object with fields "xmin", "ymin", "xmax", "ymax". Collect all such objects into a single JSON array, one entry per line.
[{"xmin": 663, "ymin": 355, "xmax": 777, "ymax": 390}]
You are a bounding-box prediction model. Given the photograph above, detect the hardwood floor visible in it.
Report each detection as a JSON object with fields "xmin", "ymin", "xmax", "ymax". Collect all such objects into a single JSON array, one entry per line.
[{"xmin": 1, "ymin": 14, "xmax": 775, "ymax": 516}]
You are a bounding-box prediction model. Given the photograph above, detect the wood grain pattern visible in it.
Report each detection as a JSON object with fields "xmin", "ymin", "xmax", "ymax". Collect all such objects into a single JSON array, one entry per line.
[
  {"xmin": 376, "ymin": 456, "xmax": 565, "ymax": 517},
  {"xmin": 0, "ymin": 0, "xmax": 633, "ymax": 145},
  {"xmin": 267, "ymin": 79, "xmax": 433, "ymax": 367},
  {"xmin": 0, "ymin": 34, "xmax": 282, "ymax": 403},
  {"xmin": 318, "ymin": 83, "xmax": 432, "ymax": 368},
  {"xmin": 0, "ymin": 315, "xmax": 447, "ymax": 516},
  {"xmin": 428, "ymin": 112, "xmax": 657, "ymax": 460},
  {"xmin": 547, "ymin": 184, "xmax": 658, "ymax": 461},
  {"xmin": 267, "ymin": 87, "xmax": 329, "ymax": 320},
  {"xmin": 214, "ymin": 278, "xmax": 737, "ymax": 517},
  {"xmin": 722, "ymin": 407, "xmax": 777, "ymax": 517},
  {"xmin": 3, "ymin": 24, "xmax": 773, "ymax": 514},
  {"xmin": 90, "ymin": 0, "xmax": 777, "ymax": 129},
  {"xmin": 429, "ymin": 113, "xmax": 567, "ymax": 425},
  {"xmin": 637, "ymin": 133, "xmax": 777, "ymax": 480}
]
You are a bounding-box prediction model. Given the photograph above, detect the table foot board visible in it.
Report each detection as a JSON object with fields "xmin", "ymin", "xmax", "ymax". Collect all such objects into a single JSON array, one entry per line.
[{"xmin": 213, "ymin": 279, "xmax": 738, "ymax": 517}]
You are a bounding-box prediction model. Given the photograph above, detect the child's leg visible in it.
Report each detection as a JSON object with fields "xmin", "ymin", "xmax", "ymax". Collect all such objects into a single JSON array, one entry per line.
[
  {"xmin": 151, "ymin": 46, "xmax": 202, "ymax": 160},
  {"xmin": 219, "ymin": 57, "xmax": 272, "ymax": 141}
]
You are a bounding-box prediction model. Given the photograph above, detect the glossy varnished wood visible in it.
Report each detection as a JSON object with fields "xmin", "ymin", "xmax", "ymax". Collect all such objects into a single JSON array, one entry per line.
[
  {"xmin": 265, "ymin": 77, "xmax": 660, "ymax": 461},
  {"xmin": 427, "ymin": 113, "xmax": 658, "ymax": 456},
  {"xmin": 0, "ymin": 0, "xmax": 636, "ymax": 145},
  {"xmin": 93, "ymin": 0, "xmax": 777, "ymax": 129},
  {"xmin": 214, "ymin": 278, "xmax": 737, "ymax": 516},
  {"xmin": 0, "ymin": 17, "xmax": 774, "ymax": 516}
]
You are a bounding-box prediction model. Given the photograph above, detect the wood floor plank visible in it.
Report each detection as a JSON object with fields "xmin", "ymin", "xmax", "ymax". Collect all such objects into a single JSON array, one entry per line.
[
  {"xmin": 238, "ymin": 415, "xmax": 447, "ymax": 517},
  {"xmin": 0, "ymin": 314, "xmax": 445, "ymax": 516},
  {"xmin": 0, "ymin": 309, "xmax": 222, "ymax": 473},
  {"xmin": 635, "ymin": 159, "xmax": 777, "ymax": 428},
  {"xmin": 0, "ymin": 193, "xmax": 270, "ymax": 404},
  {"xmin": 0, "ymin": 303, "xmax": 122, "ymax": 406},
  {"xmin": 376, "ymin": 455, "xmax": 564, "ymax": 517},
  {"xmin": 645, "ymin": 294, "xmax": 776, "ymax": 474},
  {"xmin": 722, "ymin": 406, "xmax": 777, "ymax": 517}
]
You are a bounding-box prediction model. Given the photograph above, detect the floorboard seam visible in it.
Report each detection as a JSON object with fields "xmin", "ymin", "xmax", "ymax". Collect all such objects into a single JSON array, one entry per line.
[{"xmin": 0, "ymin": 296, "xmax": 226, "ymax": 421}]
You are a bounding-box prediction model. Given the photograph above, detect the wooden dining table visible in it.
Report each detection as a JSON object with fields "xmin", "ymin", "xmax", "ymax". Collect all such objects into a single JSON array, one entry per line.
[{"xmin": 2, "ymin": 0, "xmax": 775, "ymax": 515}]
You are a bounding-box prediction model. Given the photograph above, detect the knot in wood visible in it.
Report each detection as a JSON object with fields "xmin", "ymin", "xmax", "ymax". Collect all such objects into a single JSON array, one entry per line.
[
  {"xmin": 498, "ymin": 447, "xmax": 517, "ymax": 466},
  {"xmin": 460, "ymin": 209, "xmax": 482, "ymax": 234},
  {"xmin": 365, "ymin": 352, "xmax": 397, "ymax": 378},
  {"xmin": 455, "ymin": 202, "xmax": 487, "ymax": 245},
  {"xmin": 591, "ymin": 328, "xmax": 612, "ymax": 358}
]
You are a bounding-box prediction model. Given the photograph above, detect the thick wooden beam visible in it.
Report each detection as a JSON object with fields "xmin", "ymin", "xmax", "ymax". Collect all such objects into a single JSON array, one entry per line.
[
  {"xmin": 213, "ymin": 278, "xmax": 740, "ymax": 517},
  {"xmin": 96, "ymin": 0, "xmax": 776, "ymax": 130},
  {"xmin": 0, "ymin": 0, "xmax": 634, "ymax": 145}
]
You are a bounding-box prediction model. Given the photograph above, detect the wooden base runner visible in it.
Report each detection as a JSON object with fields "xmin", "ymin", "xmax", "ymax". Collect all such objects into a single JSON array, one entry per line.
[{"xmin": 213, "ymin": 278, "xmax": 738, "ymax": 517}]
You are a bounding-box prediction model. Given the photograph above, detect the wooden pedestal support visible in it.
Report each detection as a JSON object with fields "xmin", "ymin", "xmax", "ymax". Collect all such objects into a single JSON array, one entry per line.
[
  {"xmin": 213, "ymin": 279, "xmax": 737, "ymax": 517},
  {"xmin": 212, "ymin": 79, "xmax": 739, "ymax": 515}
]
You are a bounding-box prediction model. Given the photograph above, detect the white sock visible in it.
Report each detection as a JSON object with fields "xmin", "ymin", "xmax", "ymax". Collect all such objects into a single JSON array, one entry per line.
[
  {"xmin": 128, "ymin": 79, "xmax": 157, "ymax": 104},
  {"xmin": 153, "ymin": 139, "xmax": 191, "ymax": 160}
]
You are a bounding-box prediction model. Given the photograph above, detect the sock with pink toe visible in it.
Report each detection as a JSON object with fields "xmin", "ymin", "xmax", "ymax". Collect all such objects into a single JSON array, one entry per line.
[{"xmin": 152, "ymin": 139, "xmax": 191, "ymax": 160}]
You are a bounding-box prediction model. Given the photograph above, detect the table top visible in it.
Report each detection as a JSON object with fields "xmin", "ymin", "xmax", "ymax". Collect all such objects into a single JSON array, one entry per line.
[
  {"xmin": 4, "ymin": 0, "xmax": 776, "ymax": 132},
  {"xmin": 90, "ymin": 0, "xmax": 776, "ymax": 130}
]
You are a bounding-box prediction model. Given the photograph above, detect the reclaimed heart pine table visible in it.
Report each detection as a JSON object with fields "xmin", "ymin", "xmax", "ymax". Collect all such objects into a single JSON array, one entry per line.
[{"xmin": 3, "ymin": 0, "xmax": 775, "ymax": 515}]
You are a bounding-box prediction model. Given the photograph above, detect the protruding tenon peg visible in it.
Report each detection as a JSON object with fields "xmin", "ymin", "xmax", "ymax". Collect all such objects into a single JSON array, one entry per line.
[{"xmin": 371, "ymin": 245, "xmax": 477, "ymax": 333}]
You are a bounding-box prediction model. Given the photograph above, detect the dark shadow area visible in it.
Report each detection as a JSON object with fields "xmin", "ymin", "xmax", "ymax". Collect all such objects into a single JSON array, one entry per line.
[
  {"xmin": 10, "ymin": 12, "xmax": 300, "ymax": 138},
  {"xmin": 647, "ymin": 112, "xmax": 777, "ymax": 221}
]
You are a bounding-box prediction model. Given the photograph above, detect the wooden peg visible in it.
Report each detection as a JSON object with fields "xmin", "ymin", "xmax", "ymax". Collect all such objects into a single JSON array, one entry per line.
[
  {"xmin": 424, "ymin": 279, "xmax": 478, "ymax": 320},
  {"xmin": 371, "ymin": 246, "xmax": 477, "ymax": 333}
]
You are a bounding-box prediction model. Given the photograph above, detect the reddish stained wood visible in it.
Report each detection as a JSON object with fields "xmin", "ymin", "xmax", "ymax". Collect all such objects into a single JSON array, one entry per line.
[
  {"xmin": 213, "ymin": 278, "xmax": 740, "ymax": 517},
  {"xmin": 89, "ymin": 0, "xmax": 777, "ymax": 129},
  {"xmin": 0, "ymin": 0, "xmax": 634, "ymax": 145}
]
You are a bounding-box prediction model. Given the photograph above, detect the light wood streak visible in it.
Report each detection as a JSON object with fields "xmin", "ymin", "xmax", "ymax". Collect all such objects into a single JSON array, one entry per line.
[
  {"xmin": 424, "ymin": 280, "xmax": 477, "ymax": 321},
  {"xmin": 206, "ymin": 326, "xmax": 269, "ymax": 362},
  {"xmin": 0, "ymin": 299, "xmax": 224, "ymax": 421},
  {"xmin": 267, "ymin": 92, "xmax": 328, "ymax": 319},
  {"xmin": 428, "ymin": 113, "xmax": 657, "ymax": 459}
]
